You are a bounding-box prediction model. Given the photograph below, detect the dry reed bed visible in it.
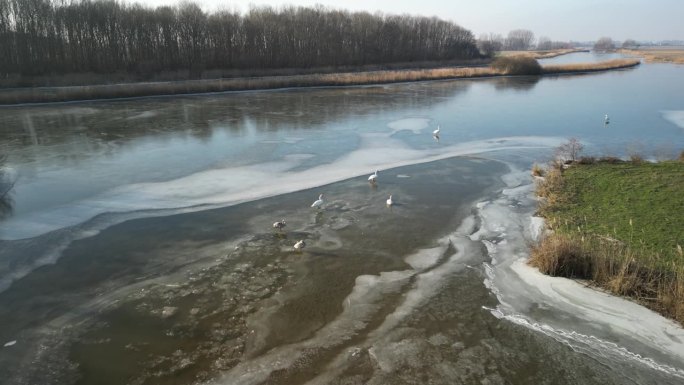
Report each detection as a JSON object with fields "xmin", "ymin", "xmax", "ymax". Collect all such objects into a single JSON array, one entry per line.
[
  {"xmin": 619, "ymin": 49, "xmax": 684, "ymax": 65},
  {"xmin": 502, "ymin": 48, "xmax": 588, "ymax": 59},
  {"xmin": 542, "ymin": 59, "xmax": 641, "ymax": 74},
  {"xmin": 531, "ymin": 165, "xmax": 684, "ymax": 325},
  {"xmin": 0, "ymin": 59, "xmax": 638, "ymax": 104}
]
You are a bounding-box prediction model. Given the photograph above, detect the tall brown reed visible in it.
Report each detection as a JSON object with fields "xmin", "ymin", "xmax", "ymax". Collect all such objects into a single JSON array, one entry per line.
[{"xmin": 542, "ymin": 59, "xmax": 640, "ymax": 74}]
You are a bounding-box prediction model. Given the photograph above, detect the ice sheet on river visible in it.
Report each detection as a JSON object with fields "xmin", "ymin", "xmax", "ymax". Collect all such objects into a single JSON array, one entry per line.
[
  {"xmin": 1, "ymin": 136, "xmax": 553, "ymax": 241},
  {"xmin": 0, "ymin": 133, "xmax": 562, "ymax": 242},
  {"xmin": 0, "ymin": 135, "xmax": 561, "ymax": 293}
]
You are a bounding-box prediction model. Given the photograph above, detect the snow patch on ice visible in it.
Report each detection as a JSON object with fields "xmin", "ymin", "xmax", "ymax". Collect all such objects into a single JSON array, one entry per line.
[
  {"xmin": 662, "ymin": 110, "xmax": 684, "ymax": 131},
  {"xmin": 387, "ymin": 117, "xmax": 431, "ymax": 134}
]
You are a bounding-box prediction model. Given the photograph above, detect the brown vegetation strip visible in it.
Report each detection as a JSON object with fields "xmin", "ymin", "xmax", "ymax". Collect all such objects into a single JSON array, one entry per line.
[
  {"xmin": 541, "ymin": 59, "xmax": 641, "ymax": 74},
  {"xmin": 0, "ymin": 59, "xmax": 640, "ymax": 105},
  {"xmin": 618, "ymin": 49, "xmax": 684, "ymax": 65},
  {"xmin": 501, "ymin": 48, "xmax": 589, "ymax": 59},
  {"xmin": 530, "ymin": 232, "xmax": 684, "ymax": 326}
]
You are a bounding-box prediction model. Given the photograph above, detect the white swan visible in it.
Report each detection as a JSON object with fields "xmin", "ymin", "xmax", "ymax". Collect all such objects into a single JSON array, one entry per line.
[
  {"xmin": 432, "ymin": 125, "xmax": 441, "ymax": 136},
  {"xmin": 386, "ymin": 194, "xmax": 393, "ymax": 206},
  {"xmin": 273, "ymin": 219, "xmax": 286, "ymax": 231},
  {"xmin": 604, "ymin": 114, "xmax": 610, "ymax": 123},
  {"xmin": 311, "ymin": 194, "xmax": 324, "ymax": 209},
  {"xmin": 294, "ymin": 240, "xmax": 306, "ymax": 251},
  {"xmin": 368, "ymin": 170, "xmax": 378, "ymax": 183}
]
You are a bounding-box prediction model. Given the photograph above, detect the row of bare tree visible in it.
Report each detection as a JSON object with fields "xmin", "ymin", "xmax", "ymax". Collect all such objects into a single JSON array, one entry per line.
[
  {"xmin": 593, "ymin": 37, "xmax": 639, "ymax": 51},
  {"xmin": 477, "ymin": 30, "xmax": 574, "ymax": 56},
  {"xmin": 0, "ymin": 0, "xmax": 480, "ymax": 78}
]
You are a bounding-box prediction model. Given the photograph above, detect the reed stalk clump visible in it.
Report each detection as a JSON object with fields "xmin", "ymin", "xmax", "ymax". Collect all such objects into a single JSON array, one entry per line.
[
  {"xmin": 531, "ymin": 163, "xmax": 545, "ymax": 177},
  {"xmin": 491, "ymin": 56, "xmax": 542, "ymax": 75}
]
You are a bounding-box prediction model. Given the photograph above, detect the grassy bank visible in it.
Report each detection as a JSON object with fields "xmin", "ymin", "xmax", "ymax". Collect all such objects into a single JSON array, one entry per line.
[
  {"xmin": 619, "ymin": 48, "xmax": 684, "ymax": 64},
  {"xmin": 531, "ymin": 159, "xmax": 684, "ymax": 324},
  {"xmin": 0, "ymin": 58, "xmax": 640, "ymax": 105}
]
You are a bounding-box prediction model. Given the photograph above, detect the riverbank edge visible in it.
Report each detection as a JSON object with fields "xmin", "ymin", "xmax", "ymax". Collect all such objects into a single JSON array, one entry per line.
[
  {"xmin": 0, "ymin": 59, "xmax": 640, "ymax": 105},
  {"xmin": 529, "ymin": 159, "xmax": 684, "ymax": 326}
]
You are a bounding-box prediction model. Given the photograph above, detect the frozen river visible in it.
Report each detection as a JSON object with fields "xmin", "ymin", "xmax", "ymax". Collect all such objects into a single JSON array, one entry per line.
[{"xmin": 1, "ymin": 53, "xmax": 683, "ymax": 384}]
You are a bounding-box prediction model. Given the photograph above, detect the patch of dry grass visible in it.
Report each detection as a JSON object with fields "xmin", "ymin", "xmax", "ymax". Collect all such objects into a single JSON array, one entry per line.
[
  {"xmin": 542, "ymin": 59, "xmax": 641, "ymax": 74},
  {"xmin": 531, "ymin": 163, "xmax": 545, "ymax": 177},
  {"xmin": 491, "ymin": 56, "xmax": 542, "ymax": 75},
  {"xmin": 619, "ymin": 48, "xmax": 684, "ymax": 64},
  {"xmin": 500, "ymin": 49, "xmax": 588, "ymax": 59},
  {"xmin": 530, "ymin": 233, "xmax": 684, "ymax": 324}
]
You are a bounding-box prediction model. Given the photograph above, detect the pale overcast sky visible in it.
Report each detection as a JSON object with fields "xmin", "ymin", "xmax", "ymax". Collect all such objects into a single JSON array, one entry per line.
[{"xmin": 125, "ymin": 0, "xmax": 683, "ymax": 42}]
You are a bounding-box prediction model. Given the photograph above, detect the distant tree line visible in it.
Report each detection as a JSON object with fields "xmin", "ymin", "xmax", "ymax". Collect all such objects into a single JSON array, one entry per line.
[
  {"xmin": 593, "ymin": 38, "xmax": 640, "ymax": 51},
  {"xmin": 477, "ymin": 30, "xmax": 575, "ymax": 55},
  {"xmin": 593, "ymin": 37, "xmax": 615, "ymax": 51},
  {"xmin": 0, "ymin": 0, "xmax": 480, "ymax": 79},
  {"xmin": 536, "ymin": 36, "xmax": 573, "ymax": 50}
]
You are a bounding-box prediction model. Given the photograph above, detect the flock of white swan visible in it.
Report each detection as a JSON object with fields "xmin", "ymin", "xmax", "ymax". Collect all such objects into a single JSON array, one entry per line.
[
  {"xmin": 279, "ymin": 113, "xmax": 609, "ymax": 251},
  {"xmin": 274, "ymin": 124, "xmax": 443, "ymax": 251}
]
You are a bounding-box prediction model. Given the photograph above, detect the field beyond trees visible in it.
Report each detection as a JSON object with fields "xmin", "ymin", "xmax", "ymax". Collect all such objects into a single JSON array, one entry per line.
[{"xmin": 531, "ymin": 159, "xmax": 684, "ymax": 325}]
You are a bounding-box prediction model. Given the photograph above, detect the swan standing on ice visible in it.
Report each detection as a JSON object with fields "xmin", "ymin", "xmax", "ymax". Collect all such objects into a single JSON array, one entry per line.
[
  {"xmin": 386, "ymin": 194, "xmax": 394, "ymax": 207},
  {"xmin": 604, "ymin": 114, "xmax": 610, "ymax": 124},
  {"xmin": 368, "ymin": 170, "xmax": 378, "ymax": 184},
  {"xmin": 273, "ymin": 219, "xmax": 286, "ymax": 231},
  {"xmin": 432, "ymin": 125, "xmax": 441, "ymax": 137},
  {"xmin": 311, "ymin": 194, "xmax": 324, "ymax": 209},
  {"xmin": 294, "ymin": 240, "xmax": 306, "ymax": 251}
]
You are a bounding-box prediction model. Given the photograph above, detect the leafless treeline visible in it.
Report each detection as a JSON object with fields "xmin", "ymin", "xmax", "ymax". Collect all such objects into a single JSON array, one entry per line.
[
  {"xmin": 0, "ymin": 0, "xmax": 480, "ymax": 78},
  {"xmin": 477, "ymin": 30, "xmax": 574, "ymax": 55}
]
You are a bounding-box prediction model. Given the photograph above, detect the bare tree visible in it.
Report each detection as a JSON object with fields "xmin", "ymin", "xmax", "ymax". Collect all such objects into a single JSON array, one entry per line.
[
  {"xmin": 505, "ymin": 29, "xmax": 535, "ymax": 51},
  {"xmin": 477, "ymin": 33, "xmax": 503, "ymax": 57},
  {"xmin": 536, "ymin": 36, "xmax": 551, "ymax": 50},
  {"xmin": 555, "ymin": 138, "xmax": 584, "ymax": 164},
  {"xmin": 537, "ymin": 37, "xmax": 573, "ymax": 50},
  {"xmin": 621, "ymin": 39, "xmax": 638, "ymax": 49},
  {"xmin": 593, "ymin": 37, "xmax": 615, "ymax": 51},
  {"xmin": 0, "ymin": 0, "xmax": 481, "ymax": 81}
]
